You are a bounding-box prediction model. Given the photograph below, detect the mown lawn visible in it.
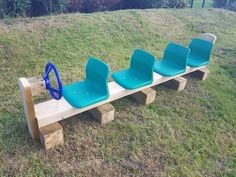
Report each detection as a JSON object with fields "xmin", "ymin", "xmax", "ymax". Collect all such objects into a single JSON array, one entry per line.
[{"xmin": 0, "ymin": 8, "xmax": 236, "ymax": 177}]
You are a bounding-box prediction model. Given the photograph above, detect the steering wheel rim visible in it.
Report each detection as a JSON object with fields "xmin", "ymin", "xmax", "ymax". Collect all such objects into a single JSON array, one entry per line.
[{"xmin": 43, "ymin": 62, "xmax": 63, "ymax": 100}]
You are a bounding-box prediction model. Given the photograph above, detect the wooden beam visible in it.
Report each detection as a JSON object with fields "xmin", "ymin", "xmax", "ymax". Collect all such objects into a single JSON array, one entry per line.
[
  {"xmin": 35, "ymin": 66, "xmax": 205, "ymax": 128},
  {"xmin": 18, "ymin": 78, "xmax": 39, "ymax": 140},
  {"xmin": 89, "ymin": 103, "xmax": 115, "ymax": 124},
  {"xmin": 39, "ymin": 122, "xmax": 64, "ymax": 150},
  {"xmin": 28, "ymin": 77, "xmax": 46, "ymax": 96},
  {"xmin": 131, "ymin": 88, "xmax": 156, "ymax": 105},
  {"xmin": 163, "ymin": 76, "xmax": 187, "ymax": 91}
]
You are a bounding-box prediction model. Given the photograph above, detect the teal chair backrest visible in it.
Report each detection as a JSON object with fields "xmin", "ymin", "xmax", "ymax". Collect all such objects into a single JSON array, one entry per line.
[
  {"xmin": 163, "ymin": 42, "xmax": 190, "ymax": 68},
  {"xmin": 189, "ymin": 38, "xmax": 214, "ymax": 61},
  {"xmin": 86, "ymin": 58, "xmax": 110, "ymax": 94},
  {"xmin": 197, "ymin": 33, "xmax": 217, "ymax": 45},
  {"xmin": 130, "ymin": 49, "xmax": 156, "ymax": 79}
]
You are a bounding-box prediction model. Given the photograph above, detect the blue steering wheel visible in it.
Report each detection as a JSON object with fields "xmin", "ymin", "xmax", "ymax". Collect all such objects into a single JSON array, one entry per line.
[{"xmin": 43, "ymin": 62, "xmax": 63, "ymax": 100}]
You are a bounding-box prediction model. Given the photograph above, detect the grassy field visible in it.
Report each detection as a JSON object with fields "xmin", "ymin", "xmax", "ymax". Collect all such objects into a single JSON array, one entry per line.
[{"xmin": 0, "ymin": 8, "xmax": 236, "ymax": 177}]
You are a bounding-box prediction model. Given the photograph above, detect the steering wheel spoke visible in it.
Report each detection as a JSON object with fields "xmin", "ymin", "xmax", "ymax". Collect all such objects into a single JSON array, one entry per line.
[{"xmin": 51, "ymin": 87, "xmax": 60, "ymax": 94}]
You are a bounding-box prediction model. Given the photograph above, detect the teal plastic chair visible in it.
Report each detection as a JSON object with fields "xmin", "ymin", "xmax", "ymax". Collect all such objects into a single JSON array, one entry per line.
[
  {"xmin": 187, "ymin": 38, "xmax": 214, "ymax": 67},
  {"xmin": 63, "ymin": 58, "xmax": 110, "ymax": 108},
  {"xmin": 153, "ymin": 42, "xmax": 190, "ymax": 77},
  {"xmin": 112, "ymin": 49, "xmax": 156, "ymax": 90}
]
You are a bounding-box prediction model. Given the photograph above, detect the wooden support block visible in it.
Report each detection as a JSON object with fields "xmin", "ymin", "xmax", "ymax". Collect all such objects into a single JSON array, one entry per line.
[
  {"xmin": 39, "ymin": 122, "xmax": 64, "ymax": 150},
  {"xmin": 131, "ymin": 88, "xmax": 156, "ymax": 105},
  {"xmin": 89, "ymin": 103, "xmax": 115, "ymax": 124},
  {"xmin": 190, "ymin": 68, "xmax": 210, "ymax": 81},
  {"xmin": 163, "ymin": 76, "xmax": 187, "ymax": 91}
]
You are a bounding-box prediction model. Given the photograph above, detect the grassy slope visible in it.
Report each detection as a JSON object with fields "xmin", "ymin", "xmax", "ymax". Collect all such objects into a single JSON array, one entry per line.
[{"xmin": 0, "ymin": 8, "xmax": 236, "ymax": 176}]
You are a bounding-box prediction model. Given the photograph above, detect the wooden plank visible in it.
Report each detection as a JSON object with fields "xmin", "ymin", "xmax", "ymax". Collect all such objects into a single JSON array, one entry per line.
[
  {"xmin": 131, "ymin": 88, "xmax": 156, "ymax": 105},
  {"xmin": 163, "ymin": 76, "xmax": 187, "ymax": 91},
  {"xmin": 28, "ymin": 76, "xmax": 46, "ymax": 96},
  {"xmin": 35, "ymin": 66, "xmax": 205, "ymax": 128},
  {"xmin": 39, "ymin": 122, "xmax": 64, "ymax": 150},
  {"xmin": 18, "ymin": 78, "xmax": 39, "ymax": 140},
  {"xmin": 89, "ymin": 103, "xmax": 115, "ymax": 124}
]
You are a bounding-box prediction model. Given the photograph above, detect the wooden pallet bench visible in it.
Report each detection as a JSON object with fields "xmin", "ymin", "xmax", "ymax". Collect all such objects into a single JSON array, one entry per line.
[{"xmin": 19, "ymin": 66, "xmax": 209, "ymax": 150}]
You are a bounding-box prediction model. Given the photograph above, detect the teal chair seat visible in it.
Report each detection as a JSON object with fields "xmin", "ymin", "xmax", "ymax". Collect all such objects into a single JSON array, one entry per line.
[
  {"xmin": 112, "ymin": 49, "xmax": 156, "ymax": 90},
  {"xmin": 187, "ymin": 38, "xmax": 214, "ymax": 67},
  {"xmin": 154, "ymin": 61, "xmax": 186, "ymax": 77},
  {"xmin": 63, "ymin": 58, "xmax": 110, "ymax": 108},
  {"xmin": 187, "ymin": 54, "xmax": 209, "ymax": 67},
  {"xmin": 154, "ymin": 42, "xmax": 190, "ymax": 77},
  {"xmin": 112, "ymin": 69, "xmax": 152, "ymax": 90},
  {"xmin": 63, "ymin": 80, "xmax": 108, "ymax": 108}
]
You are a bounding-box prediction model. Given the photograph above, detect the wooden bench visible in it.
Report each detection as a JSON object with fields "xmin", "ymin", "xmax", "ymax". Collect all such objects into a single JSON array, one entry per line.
[{"xmin": 18, "ymin": 66, "xmax": 208, "ymax": 150}]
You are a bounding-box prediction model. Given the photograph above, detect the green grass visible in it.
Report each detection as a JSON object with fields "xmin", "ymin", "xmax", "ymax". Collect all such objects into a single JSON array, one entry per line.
[{"xmin": 0, "ymin": 8, "xmax": 236, "ymax": 176}]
